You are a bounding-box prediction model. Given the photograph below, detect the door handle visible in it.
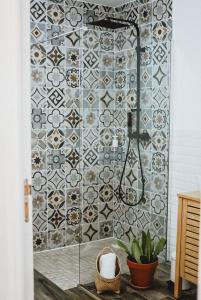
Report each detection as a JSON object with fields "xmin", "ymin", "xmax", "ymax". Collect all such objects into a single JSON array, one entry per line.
[{"xmin": 24, "ymin": 179, "xmax": 31, "ymax": 223}]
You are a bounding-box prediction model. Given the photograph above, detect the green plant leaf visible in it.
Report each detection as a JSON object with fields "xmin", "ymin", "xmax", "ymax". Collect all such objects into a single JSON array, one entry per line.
[
  {"xmin": 154, "ymin": 238, "xmax": 166, "ymax": 259},
  {"xmin": 141, "ymin": 231, "xmax": 146, "ymax": 256},
  {"xmin": 118, "ymin": 230, "xmax": 167, "ymax": 264},
  {"xmin": 150, "ymin": 241, "xmax": 155, "ymax": 262},
  {"xmin": 116, "ymin": 240, "xmax": 131, "ymax": 257},
  {"xmin": 146, "ymin": 230, "xmax": 151, "ymax": 262},
  {"xmin": 131, "ymin": 237, "xmax": 137, "ymax": 257},
  {"xmin": 132, "ymin": 240, "xmax": 142, "ymax": 264}
]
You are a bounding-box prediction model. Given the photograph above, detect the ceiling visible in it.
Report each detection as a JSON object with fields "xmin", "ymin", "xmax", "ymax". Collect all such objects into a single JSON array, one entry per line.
[{"xmin": 83, "ymin": 0, "xmax": 131, "ymax": 8}]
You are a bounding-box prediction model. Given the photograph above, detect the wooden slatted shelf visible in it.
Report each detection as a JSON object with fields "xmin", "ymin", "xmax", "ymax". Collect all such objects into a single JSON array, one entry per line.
[
  {"xmin": 185, "ymin": 248, "xmax": 198, "ymax": 259},
  {"xmin": 186, "ymin": 243, "xmax": 198, "ymax": 253},
  {"xmin": 186, "ymin": 224, "xmax": 199, "ymax": 234},
  {"xmin": 186, "ymin": 218, "xmax": 200, "ymax": 227},
  {"xmin": 174, "ymin": 191, "xmax": 200, "ymax": 298},
  {"xmin": 187, "ymin": 206, "xmax": 200, "ymax": 215}
]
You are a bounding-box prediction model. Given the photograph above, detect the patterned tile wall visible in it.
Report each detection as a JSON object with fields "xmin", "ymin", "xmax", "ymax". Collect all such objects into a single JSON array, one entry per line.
[
  {"xmin": 31, "ymin": 0, "xmax": 172, "ymax": 253},
  {"xmin": 31, "ymin": 0, "xmax": 116, "ymax": 251},
  {"xmin": 113, "ymin": 0, "xmax": 172, "ymax": 259}
]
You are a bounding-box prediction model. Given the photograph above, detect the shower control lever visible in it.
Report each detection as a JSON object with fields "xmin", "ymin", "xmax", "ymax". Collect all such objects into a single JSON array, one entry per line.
[
  {"xmin": 131, "ymin": 132, "xmax": 150, "ymax": 141},
  {"xmin": 131, "ymin": 108, "xmax": 141, "ymax": 112},
  {"xmin": 127, "ymin": 112, "xmax": 132, "ymax": 127},
  {"xmin": 127, "ymin": 112, "xmax": 133, "ymax": 137},
  {"xmin": 135, "ymin": 47, "xmax": 146, "ymax": 52}
]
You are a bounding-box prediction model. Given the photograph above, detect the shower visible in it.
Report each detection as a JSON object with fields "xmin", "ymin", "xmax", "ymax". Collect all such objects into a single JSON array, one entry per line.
[
  {"xmin": 88, "ymin": 17, "xmax": 150, "ymax": 207},
  {"xmin": 32, "ymin": 0, "xmax": 172, "ymax": 293}
]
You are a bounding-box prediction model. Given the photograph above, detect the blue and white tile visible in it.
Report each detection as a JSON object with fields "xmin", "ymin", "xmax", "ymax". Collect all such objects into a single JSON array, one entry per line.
[
  {"xmin": 47, "ymin": 168, "xmax": 65, "ymax": 191},
  {"xmin": 83, "ymin": 89, "xmax": 99, "ymax": 109},
  {"xmin": 48, "ymin": 229, "xmax": 65, "ymax": 249},
  {"xmin": 31, "ymin": 87, "xmax": 47, "ymax": 108},
  {"xmin": 32, "ymin": 129, "xmax": 47, "ymax": 150},
  {"xmin": 83, "ymin": 185, "xmax": 99, "ymax": 206},
  {"xmin": 65, "ymin": 6, "xmax": 83, "ymax": 28},
  {"xmin": 47, "ymin": 87, "xmax": 65, "ymax": 108},
  {"xmin": 82, "ymin": 50, "xmax": 99, "ymax": 69},
  {"xmin": 65, "ymin": 88, "xmax": 80, "ymax": 108},
  {"xmin": 46, "ymin": 108, "xmax": 65, "ymax": 129},
  {"xmin": 100, "ymin": 32, "xmax": 114, "ymax": 51},
  {"xmin": 83, "ymin": 167, "xmax": 99, "ymax": 186},
  {"xmin": 31, "ymin": 22, "xmax": 46, "ymax": 44},
  {"xmin": 99, "ymin": 90, "xmax": 115, "ymax": 109},
  {"xmin": 31, "ymin": 67, "xmax": 46, "ymax": 87},
  {"xmin": 115, "ymin": 31, "xmax": 127, "ymax": 51},
  {"xmin": 47, "ymin": 3, "xmax": 65, "ymax": 25},
  {"xmin": 82, "ymin": 30, "xmax": 99, "ymax": 50},
  {"xmin": 66, "ymin": 168, "xmax": 82, "ymax": 188},
  {"xmin": 32, "ymin": 108, "xmax": 46, "ymax": 129},
  {"xmin": 139, "ymin": 3, "xmax": 152, "ymax": 25},
  {"xmin": 46, "ymin": 45, "xmax": 66, "ymax": 66},
  {"xmin": 81, "ymin": 69, "xmax": 100, "ymax": 89},
  {"xmin": 46, "ymin": 66, "xmax": 66, "ymax": 88},
  {"xmin": 47, "ymin": 24, "xmax": 65, "ymax": 46},
  {"xmin": 30, "ymin": 0, "xmax": 46, "ymax": 23},
  {"xmin": 31, "ymin": 44, "xmax": 46, "ymax": 66}
]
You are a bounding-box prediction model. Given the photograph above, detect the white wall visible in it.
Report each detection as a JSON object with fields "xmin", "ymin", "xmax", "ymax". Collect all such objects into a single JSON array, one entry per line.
[{"xmin": 168, "ymin": 0, "xmax": 201, "ymax": 258}]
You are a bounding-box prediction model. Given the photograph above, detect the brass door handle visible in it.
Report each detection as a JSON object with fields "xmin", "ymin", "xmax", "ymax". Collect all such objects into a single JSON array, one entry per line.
[{"xmin": 24, "ymin": 179, "xmax": 31, "ymax": 223}]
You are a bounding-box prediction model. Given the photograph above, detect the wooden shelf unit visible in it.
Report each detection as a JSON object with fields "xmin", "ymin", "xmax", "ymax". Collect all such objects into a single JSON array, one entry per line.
[{"xmin": 174, "ymin": 191, "xmax": 200, "ymax": 298}]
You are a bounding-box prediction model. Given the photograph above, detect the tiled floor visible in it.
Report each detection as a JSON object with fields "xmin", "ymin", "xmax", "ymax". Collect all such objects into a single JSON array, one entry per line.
[
  {"xmin": 34, "ymin": 264, "xmax": 197, "ymax": 300},
  {"xmin": 34, "ymin": 237, "xmax": 128, "ymax": 290},
  {"xmin": 34, "ymin": 239, "xmax": 197, "ymax": 299}
]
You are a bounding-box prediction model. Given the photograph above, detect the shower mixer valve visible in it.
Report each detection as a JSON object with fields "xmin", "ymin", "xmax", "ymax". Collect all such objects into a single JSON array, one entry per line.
[{"xmin": 127, "ymin": 111, "xmax": 150, "ymax": 141}]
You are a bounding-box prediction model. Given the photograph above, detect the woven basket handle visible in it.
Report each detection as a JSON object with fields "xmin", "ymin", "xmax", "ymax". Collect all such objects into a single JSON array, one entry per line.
[{"xmin": 98, "ymin": 246, "xmax": 115, "ymax": 256}]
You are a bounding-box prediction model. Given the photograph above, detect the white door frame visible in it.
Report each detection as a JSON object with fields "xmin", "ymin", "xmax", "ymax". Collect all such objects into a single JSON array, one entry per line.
[{"xmin": 0, "ymin": 1, "xmax": 33, "ymax": 300}]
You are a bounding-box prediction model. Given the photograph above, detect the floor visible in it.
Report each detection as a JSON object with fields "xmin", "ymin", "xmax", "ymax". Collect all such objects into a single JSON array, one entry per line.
[
  {"xmin": 34, "ymin": 265, "xmax": 197, "ymax": 300},
  {"xmin": 34, "ymin": 237, "xmax": 127, "ymax": 290},
  {"xmin": 34, "ymin": 270, "xmax": 89, "ymax": 300},
  {"xmin": 80, "ymin": 265, "xmax": 197, "ymax": 300},
  {"xmin": 34, "ymin": 238, "xmax": 197, "ymax": 300}
]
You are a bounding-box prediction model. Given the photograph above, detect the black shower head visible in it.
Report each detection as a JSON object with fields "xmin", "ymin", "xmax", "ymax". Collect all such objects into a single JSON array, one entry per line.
[
  {"xmin": 87, "ymin": 17, "xmax": 140, "ymax": 35},
  {"xmin": 87, "ymin": 18, "xmax": 127, "ymax": 29}
]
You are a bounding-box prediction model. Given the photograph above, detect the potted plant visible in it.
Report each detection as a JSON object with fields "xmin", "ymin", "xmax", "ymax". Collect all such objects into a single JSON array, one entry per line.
[{"xmin": 117, "ymin": 230, "xmax": 166, "ymax": 289}]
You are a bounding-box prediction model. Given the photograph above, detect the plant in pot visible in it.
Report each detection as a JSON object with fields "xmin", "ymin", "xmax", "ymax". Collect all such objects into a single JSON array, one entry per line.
[{"xmin": 117, "ymin": 230, "xmax": 166, "ymax": 289}]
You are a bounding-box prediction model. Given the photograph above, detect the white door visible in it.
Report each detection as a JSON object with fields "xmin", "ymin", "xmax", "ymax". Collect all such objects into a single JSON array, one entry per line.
[{"xmin": 0, "ymin": 0, "xmax": 34, "ymax": 300}]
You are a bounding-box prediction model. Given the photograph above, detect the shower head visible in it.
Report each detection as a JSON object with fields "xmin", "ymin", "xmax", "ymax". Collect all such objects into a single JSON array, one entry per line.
[
  {"xmin": 87, "ymin": 17, "xmax": 128, "ymax": 29},
  {"xmin": 87, "ymin": 17, "xmax": 140, "ymax": 36},
  {"xmin": 87, "ymin": 17, "xmax": 139, "ymax": 34}
]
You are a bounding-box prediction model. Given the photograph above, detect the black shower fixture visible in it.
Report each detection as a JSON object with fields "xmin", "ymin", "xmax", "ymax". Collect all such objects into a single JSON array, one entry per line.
[
  {"xmin": 87, "ymin": 17, "xmax": 128, "ymax": 30},
  {"xmin": 87, "ymin": 17, "xmax": 139, "ymax": 32},
  {"xmin": 89, "ymin": 17, "xmax": 150, "ymax": 207}
]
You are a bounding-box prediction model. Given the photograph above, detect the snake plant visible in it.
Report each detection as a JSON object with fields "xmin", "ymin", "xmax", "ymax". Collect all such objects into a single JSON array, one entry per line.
[{"xmin": 117, "ymin": 230, "xmax": 166, "ymax": 264}]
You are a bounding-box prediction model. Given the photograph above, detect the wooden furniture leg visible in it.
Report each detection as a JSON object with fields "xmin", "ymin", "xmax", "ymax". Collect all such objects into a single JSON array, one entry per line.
[{"xmin": 174, "ymin": 198, "xmax": 183, "ymax": 299}]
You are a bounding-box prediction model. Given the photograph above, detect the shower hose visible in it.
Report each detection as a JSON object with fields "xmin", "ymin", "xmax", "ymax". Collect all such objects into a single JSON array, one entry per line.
[{"xmin": 118, "ymin": 137, "xmax": 145, "ymax": 206}]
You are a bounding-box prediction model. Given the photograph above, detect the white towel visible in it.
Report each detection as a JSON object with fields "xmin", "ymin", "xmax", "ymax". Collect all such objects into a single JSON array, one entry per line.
[{"xmin": 99, "ymin": 253, "xmax": 116, "ymax": 279}]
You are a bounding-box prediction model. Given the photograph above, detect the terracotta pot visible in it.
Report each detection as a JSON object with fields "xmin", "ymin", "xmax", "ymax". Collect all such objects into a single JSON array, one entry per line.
[{"xmin": 127, "ymin": 258, "xmax": 158, "ymax": 289}]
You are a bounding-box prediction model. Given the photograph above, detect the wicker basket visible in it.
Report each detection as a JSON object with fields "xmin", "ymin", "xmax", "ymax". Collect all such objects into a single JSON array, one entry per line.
[{"xmin": 95, "ymin": 246, "xmax": 121, "ymax": 294}]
